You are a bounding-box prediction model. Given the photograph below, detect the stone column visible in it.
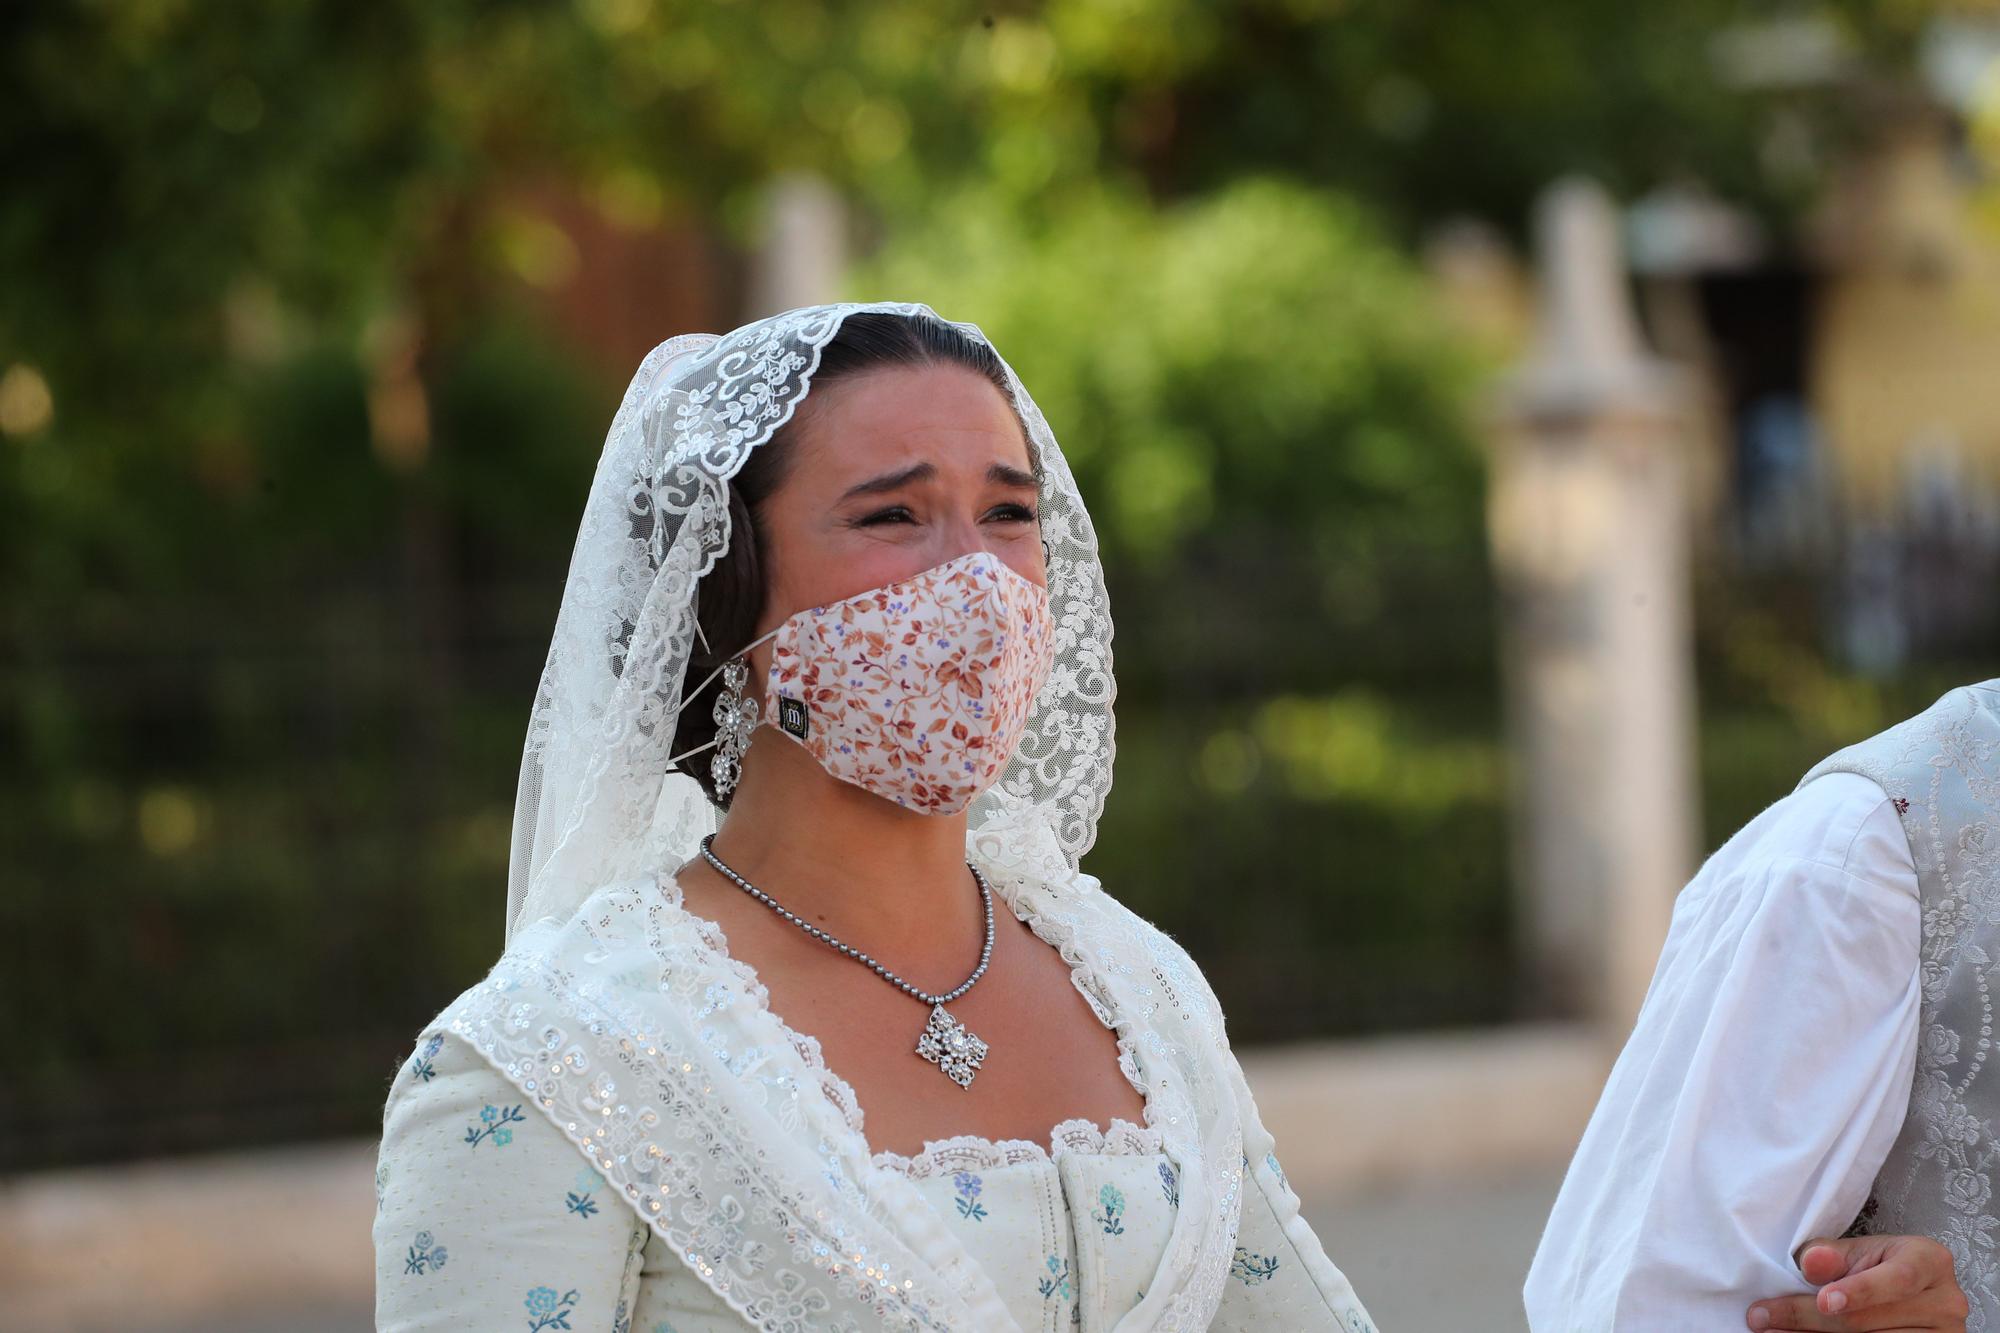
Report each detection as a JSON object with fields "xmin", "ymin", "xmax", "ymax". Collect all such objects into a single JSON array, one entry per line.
[
  {"xmin": 1487, "ymin": 177, "xmax": 1701, "ymax": 1037},
  {"xmin": 747, "ymin": 172, "xmax": 848, "ymax": 317}
]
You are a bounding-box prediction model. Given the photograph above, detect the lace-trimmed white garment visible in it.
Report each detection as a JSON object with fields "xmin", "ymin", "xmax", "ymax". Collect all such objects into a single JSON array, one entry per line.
[
  {"xmin": 374, "ymin": 857, "xmax": 1378, "ymax": 1332},
  {"xmin": 1524, "ymin": 772, "xmax": 1922, "ymax": 1330},
  {"xmin": 871, "ymin": 1120, "xmax": 1177, "ymax": 1333}
]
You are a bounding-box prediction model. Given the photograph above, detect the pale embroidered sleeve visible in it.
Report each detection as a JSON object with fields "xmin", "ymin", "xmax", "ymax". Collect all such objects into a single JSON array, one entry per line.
[
  {"xmin": 373, "ymin": 1027, "xmax": 649, "ymax": 1332},
  {"xmin": 1522, "ymin": 773, "xmax": 1922, "ymax": 1332},
  {"xmin": 1207, "ymin": 1045, "xmax": 1380, "ymax": 1333}
]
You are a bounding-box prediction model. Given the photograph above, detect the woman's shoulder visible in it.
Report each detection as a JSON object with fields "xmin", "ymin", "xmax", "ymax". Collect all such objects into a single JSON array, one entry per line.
[
  {"xmin": 389, "ymin": 873, "xmax": 680, "ymax": 1095},
  {"xmin": 1021, "ymin": 863, "xmax": 1232, "ymax": 1043},
  {"xmin": 377, "ymin": 876, "xmax": 678, "ymax": 1167},
  {"xmin": 1074, "ymin": 872, "xmax": 1199, "ymax": 959},
  {"xmin": 509, "ymin": 872, "xmax": 669, "ymax": 954},
  {"xmin": 379, "ymin": 1022, "xmax": 557, "ymax": 1170},
  {"xmin": 1077, "ymin": 865, "xmax": 1209, "ymax": 958},
  {"xmin": 479, "ymin": 872, "xmax": 677, "ymax": 990}
]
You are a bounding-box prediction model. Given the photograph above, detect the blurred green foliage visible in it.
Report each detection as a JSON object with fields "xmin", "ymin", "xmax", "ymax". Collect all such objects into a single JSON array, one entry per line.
[
  {"xmin": 1, "ymin": 322, "xmax": 604, "ymax": 1167},
  {"xmin": 0, "ymin": 0, "xmax": 1965, "ymax": 1167},
  {"xmin": 0, "ymin": 0, "xmax": 1918, "ymax": 492},
  {"xmin": 856, "ymin": 178, "xmax": 1489, "ymax": 568}
]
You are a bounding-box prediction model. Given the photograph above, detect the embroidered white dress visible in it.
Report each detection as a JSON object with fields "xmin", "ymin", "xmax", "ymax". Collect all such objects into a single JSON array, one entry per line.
[{"xmin": 374, "ymin": 861, "xmax": 1376, "ymax": 1332}]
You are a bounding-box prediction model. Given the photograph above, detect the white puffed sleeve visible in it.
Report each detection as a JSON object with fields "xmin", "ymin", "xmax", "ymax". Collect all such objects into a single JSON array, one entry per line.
[
  {"xmin": 373, "ymin": 1026, "xmax": 649, "ymax": 1332},
  {"xmin": 1523, "ymin": 773, "xmax": 1922, "ymax": 1332},
  {"xmin": 1209, "ymin": 1048, "xmax": 1381, "ymax": 1333}
]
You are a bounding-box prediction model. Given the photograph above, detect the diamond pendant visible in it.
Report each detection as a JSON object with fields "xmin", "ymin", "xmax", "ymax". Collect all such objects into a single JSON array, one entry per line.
[{"xmin": 916, "ymin": 1003, "xmax": 989, "ymax": 1089}]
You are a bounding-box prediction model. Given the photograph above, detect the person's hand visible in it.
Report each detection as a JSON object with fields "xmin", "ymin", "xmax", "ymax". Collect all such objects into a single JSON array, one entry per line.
[{"xmin": 1745, "ymin": 1234, "xmax": 1967, "ymax": 1331}]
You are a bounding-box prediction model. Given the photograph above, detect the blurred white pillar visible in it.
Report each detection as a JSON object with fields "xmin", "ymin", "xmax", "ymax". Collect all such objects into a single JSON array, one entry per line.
[
  {"xmin": 747, "ymin": 172, "xmax": 848, "ymax": 317},
  {"xmin": 1487, "ymin": 177, "xmax": 1700, "ymax": 1038}
]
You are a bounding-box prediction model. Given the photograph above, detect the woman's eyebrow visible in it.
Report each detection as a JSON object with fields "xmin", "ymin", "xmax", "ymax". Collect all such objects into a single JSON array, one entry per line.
[
  {"xmin": 988, "ymin": 462, "xmax": 1038, "ymax": 490},
  {"xmin": 837, "ymin": 460, "xmax": 1037, "ymax": 501},
  {"xmin": 838, "ymin": 462, "xmax": 935, "ymax": 501}
]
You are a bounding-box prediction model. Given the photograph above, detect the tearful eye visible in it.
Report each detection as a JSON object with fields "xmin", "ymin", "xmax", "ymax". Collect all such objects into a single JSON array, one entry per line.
[
  {"xmin": 986, "ymin": 504, "xmax": 1039, "ymax": 523},
  {"xmin": 857, "ymin": 506, "xmax": 915, "ymax": 526}
]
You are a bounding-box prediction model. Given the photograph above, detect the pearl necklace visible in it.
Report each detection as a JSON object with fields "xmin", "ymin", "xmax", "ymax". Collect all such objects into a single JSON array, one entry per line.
[{"xmin": 697, "ymin": 833, "xmax": 995, "ymax": 1089}]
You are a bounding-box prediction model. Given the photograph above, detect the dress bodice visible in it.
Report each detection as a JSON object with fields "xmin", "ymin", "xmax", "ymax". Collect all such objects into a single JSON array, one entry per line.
[{"xmin": 875, "ymin": 1120, "xmax": 1177, "ymax": 1332}]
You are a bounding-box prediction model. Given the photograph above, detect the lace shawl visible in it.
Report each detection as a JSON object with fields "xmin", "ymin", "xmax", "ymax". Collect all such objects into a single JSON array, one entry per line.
[{"xmin": 437, "ymin": 844, "xmax": 1245, "ymax": 1332}]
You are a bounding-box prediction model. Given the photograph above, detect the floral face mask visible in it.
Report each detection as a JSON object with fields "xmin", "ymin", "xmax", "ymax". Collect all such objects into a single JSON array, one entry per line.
[{"xmin": 737, "ymin": 550, "xmax": 1056, "ymax": 815}]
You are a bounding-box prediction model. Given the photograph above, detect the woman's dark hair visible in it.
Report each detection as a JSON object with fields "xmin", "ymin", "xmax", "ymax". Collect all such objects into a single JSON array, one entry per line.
[{"xmin": 668, "ymin": 311, "xmax": 1037, "ymax": 808}]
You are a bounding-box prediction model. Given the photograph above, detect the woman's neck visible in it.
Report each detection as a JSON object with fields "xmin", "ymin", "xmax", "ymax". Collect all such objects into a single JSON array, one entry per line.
[{"xmin": 700, "ymin": 732, "xmax": 984, "ymax": 966}]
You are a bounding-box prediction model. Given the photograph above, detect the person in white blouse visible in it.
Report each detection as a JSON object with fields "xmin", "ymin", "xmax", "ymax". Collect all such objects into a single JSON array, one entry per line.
[{"xmin": 1528, "ymin": 682, "xmax": 2000, "ymax": 1332}]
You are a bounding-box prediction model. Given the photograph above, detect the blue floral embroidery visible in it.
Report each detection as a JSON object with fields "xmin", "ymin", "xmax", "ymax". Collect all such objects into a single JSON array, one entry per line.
[
  {"xmin": 465, "ymin": 1103, "xmax": 525, "ymax": 1149},
  {"xmin": 1231, "ymin": 1247, "xmax": 1281, "ymax": 1284},
  {"xmin": 1158, "ymin": 1160, "xmax": 1180, "ymax": 1207},
  {"xmin": 524, "ymin": 1285, "xmax": 580, "ymax": 1331},
  {"xmin": 567, "ymin": 1165, "xmax": 605, "ymax": 1218},
  {"xmin": 1038, "ymin": 1253, "xmax": 1073, "ymax": 1301},
  {"xmin": 410, "ymin": 1032, "xmax": 443, "ymax": 1083},
  {"xmin": 610, "ymin": 1297, "xmax": 630, "ymax": 1333},
  {"xmin": 1266, "ymin": 1150, "xmax": 1290, "ymax": 1193},
  {"xmin": 403, "ymin": 1230, "xmax": 448, "ymax": 1275},
  {"xmin": 952, "ymin": 1170, "xmax": 987, "ymax": 1221},
  {"xmin": 1341, "ymin": 1310, "xmax": 1378, "ymax": 1333},
  {"xmin": 1093, "ymin": 1182, "xmax": 1126, "ymax": 1235}
]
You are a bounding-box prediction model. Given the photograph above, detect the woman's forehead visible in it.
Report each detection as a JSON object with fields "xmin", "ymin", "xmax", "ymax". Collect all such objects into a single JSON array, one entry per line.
[{"xmin": 791, "ymin": 365, "xmax": 1033, "ymax": 488}]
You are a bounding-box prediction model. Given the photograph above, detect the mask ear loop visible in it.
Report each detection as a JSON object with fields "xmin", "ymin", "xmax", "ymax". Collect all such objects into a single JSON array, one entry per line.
[
  {"xmin": 665, "ymin": 734, "xmax": 723, "ymax": 765},
  {"xmin": 661, "ymin": 620, "xmax": 784, "ymax": 768}
]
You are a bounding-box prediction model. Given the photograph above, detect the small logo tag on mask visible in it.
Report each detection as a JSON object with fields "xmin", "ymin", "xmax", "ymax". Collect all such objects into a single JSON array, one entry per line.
[{"xmin": 777, "ymin": 695, "xmax": 810, "ymax": 739}]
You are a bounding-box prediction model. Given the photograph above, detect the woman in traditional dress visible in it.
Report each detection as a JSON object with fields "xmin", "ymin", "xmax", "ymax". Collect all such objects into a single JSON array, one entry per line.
[{"xmin": 371, "ymin": 303, "xmax": 1965, "ymax": 1332}]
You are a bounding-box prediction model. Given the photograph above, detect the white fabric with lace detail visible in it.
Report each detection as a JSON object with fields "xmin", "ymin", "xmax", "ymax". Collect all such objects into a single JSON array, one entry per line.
[
  {"xmin": 873, "ymin": 1120, "xmax": 1180, "ymax": 1333},
  {"xmin": 375, "ymin": 852, "xmax": 1379, "ymax": 1331}
]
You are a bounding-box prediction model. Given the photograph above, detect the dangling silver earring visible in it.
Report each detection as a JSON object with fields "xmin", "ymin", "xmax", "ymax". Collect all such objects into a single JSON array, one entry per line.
[{"xmin": 710, "ymin": 658, "xmax": 760, "ymax": 801}]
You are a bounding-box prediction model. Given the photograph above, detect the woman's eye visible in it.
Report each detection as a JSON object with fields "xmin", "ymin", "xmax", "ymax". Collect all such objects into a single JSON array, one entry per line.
[
  {"xmin": 986, "ymin": 504, "xmax": 1039, "ymax": 523},
  {"xmin": 858, "ymin": 506, "xmax": 915, "ymax": 526}
]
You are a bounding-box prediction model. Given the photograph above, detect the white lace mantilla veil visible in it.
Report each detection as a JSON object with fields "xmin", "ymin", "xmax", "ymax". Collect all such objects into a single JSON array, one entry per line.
[
  {"xmin": 505, "ymin": 300, "xmax": 1112, "ymax": 941},
  {"xmin": 442, "ymin": 301, "xmax": 1247, "ymax": 1332}
]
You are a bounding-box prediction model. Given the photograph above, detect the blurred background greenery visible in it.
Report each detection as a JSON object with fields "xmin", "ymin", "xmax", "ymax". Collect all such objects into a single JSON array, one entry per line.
[{"xmin": 5, "ymin": 0, "xmax": 1998, "ymax": 1172}]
